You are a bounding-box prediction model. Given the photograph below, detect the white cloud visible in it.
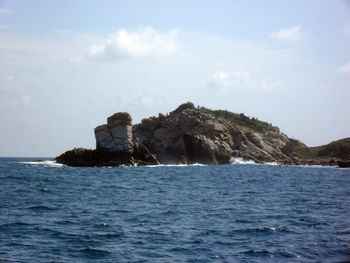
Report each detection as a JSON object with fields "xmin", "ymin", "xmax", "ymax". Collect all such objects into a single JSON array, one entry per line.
[
  {"xmin": 338, "ymin": 62, "xmax": 350, "ymax": 74},
  {"xmin": 271, "ymin": 25, "xmax": 307, "ymax": 42},
  {"xmin": 0, "ymin": 8, "xmax": 11, "ymax": 15},
  {"xmin": 205, "ymin": 70, "xmax": 281, "ymax": 92},
  {"xmin": 85, "ymin": 26, "xmax": 179, "ymax": 60}
]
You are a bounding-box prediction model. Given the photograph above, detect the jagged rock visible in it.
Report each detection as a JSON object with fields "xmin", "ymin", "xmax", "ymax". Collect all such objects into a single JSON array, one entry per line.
[
  {"xmin": 56, "ymin": 148, "xmax": 95, "ymax": 167},
  {"xmin": 183, "ymin": 133, "xmax": 217, "ymax": 164},
  {"xmin": 182, "ymin": 133, "xmax": 232, "ymax": 164},
  {"xmin": 338, "ymin": 160, "xmax": 350, "ymax": 168},
  {"xmin": 132, "ymin": 137, "xmax": 160, "ymax": 165},
  {"xmin": 56, "ymin": 102, "xmax": 350, "ymax": 167}
]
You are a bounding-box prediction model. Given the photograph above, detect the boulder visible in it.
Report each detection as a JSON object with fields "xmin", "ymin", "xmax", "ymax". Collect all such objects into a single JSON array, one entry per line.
[
  {"xmin": 56, "ymin": 148, "xmax": 95, "ymax": 167},
  {"xmin": 338, "ymin": 160, "xmax": 350, "ymax": 168},
  {"xmin": 95, "ymin": 112, "xmax": 133, "ymax": 153}
]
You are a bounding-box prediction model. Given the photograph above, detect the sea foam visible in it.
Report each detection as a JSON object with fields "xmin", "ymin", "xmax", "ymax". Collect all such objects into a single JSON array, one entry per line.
[
  {"xmin": 20, "ymin": 160, "xmax": 64, "ymax": 167},
  {"xmin": 144, "ymin": 163, "xmax": 207, "ymax": 168},
  {"xmin": 230, "ymin": 157, "xmax": 256, "ymax": 165}
]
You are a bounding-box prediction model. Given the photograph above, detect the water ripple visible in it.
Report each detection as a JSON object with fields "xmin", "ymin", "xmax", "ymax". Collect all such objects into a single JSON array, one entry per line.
[{"xmin": 0, "ymin": 158, "xmax": 349, "ymax": 262}]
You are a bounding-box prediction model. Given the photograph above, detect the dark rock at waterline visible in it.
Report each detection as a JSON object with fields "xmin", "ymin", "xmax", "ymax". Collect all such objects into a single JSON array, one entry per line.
[
  {"xmin": 56, "ymin": 102, "xmax": 350, "ymax": 167},
  {"xmin": 55, "ymin": 148, "xmax": 130, "ymax": 167},
  {"xmin": 56, "ymin": 142, "xmax": 159, "ymax": 167},
  {"xmin": 338, "ymin": 160, "xmax": 350, "ymax": 168},
  {"xmin": 56, "ymin": 148, "xmax": 96, "ymax": 167}
]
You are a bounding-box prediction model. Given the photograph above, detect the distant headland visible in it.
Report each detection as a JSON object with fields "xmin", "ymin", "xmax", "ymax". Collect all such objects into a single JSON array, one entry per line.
[{"xmin": 56, "ymin": 102, "xmax": 350, "ymax": 168}]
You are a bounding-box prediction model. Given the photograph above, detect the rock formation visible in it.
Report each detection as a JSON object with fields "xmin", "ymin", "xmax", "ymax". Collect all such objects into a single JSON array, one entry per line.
[
  {"xmin": 56, "ymin": 102, "xmax": 350, "ymax": 167},
  {"xmin": 95, "ymin": 112, "xmax": 133, "ymax": 152},
  {"xmin": 56, "ymin": 113, "xmax": 159, "ymax": 167}
]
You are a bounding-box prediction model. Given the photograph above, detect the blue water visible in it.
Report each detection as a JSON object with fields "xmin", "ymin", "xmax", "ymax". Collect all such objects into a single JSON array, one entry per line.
[{"xmin": 0, "ymin": 158, "xmax": 349, "ymax": 262}]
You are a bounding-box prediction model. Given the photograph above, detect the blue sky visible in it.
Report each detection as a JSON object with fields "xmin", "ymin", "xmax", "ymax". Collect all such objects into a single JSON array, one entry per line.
[{"xmin": 0, "ymin": 0, "xmax": 349, "ymax": 156}]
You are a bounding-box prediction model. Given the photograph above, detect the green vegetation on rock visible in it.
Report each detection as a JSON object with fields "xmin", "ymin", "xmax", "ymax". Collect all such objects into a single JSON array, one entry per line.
[{"xmin": 198, "ymin": 106, "xmax": 280, "ymax": 133}]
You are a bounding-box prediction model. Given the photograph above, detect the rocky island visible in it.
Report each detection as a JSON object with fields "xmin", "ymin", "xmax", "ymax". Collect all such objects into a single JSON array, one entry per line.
[{"xmin": 56, "ymin": 102, "xmax": 350, "ymax": 167}]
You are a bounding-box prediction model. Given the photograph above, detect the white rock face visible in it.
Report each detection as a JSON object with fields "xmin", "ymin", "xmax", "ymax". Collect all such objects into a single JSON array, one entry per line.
[
  {"xmin": 94, "ymin": 124, "xmax": 115, "ymax": 151},
  {"xmin": 94, "ymin": 112, "xmax": 133, "ymax": 152}
]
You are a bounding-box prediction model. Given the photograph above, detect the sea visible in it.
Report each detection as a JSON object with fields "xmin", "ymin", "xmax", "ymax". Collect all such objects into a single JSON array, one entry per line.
[{"xmin": 0, "ymin": 157, "xmax": 349, "ymax": 263}]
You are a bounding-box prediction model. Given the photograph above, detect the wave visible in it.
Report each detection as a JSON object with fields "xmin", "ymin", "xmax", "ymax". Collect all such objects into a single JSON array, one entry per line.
[
  {"xmin": 264, "ymin": 161, "xmax": 279, "ymax": 166},
  {"xmin": 230, "ymin": 159, "xmax": 337, "ymax": 168},
  {"xmin": 144, "ymin": 163, "xmax": 207, "ymax": 168},
  {"xmin": 295, "ymin": 164, "xmax": 338, "ymax": 169},
  {"xmin": 94, "ymin": 223, "xmax": 110, "ymax": 228},
  {"xmin": 240, "ymin": 248, "xmax": 298, "ymax": 258},
  {"xmin": 19, "ymin": 159, "xmax": 339, "ymax": 169},
  {"xmin": 0, "ymin": 221, "xmax": 34, "ymax": 229},
  {"xmin": 240, "ymin": 249, "xmax": 272, "ymax": 255},
  {"xmin": 230, "ymin": 157, "xmax": 256, "ymax": 165},
  {"xmin": 229, "ymin": 226, "xmax": 290, "ymax": 235},
  {"xmin": 79, "ymin": 247, "xmax": 111, "ymax": 256},
  {"xmin": 27, "ymin": 205, "xmax": 56, "ymax": 211},
  {"xmin": 248, "ymin": 226, "xmax": 289, "ymax": 233},
  {"xmin": 20, "ymin": 160, "xmax": 64, "ymax": 167}
]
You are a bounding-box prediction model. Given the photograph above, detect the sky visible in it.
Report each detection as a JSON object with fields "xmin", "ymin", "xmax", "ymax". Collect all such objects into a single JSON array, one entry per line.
[{"xmin": 0, "ymin": 0, "xmax": 349, "ymax": 157}]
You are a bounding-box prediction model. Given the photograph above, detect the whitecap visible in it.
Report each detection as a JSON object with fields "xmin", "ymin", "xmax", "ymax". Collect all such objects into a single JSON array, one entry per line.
[
  {"xmin": 284, "ymin": 164, "xmax": 337, "ymax": 169},
  {"xmin": 230, "ymin": 157, "xmax": 256, "ymax": 165},
  {"xmin": 190, "ymin": 163, "xmax": 207, "ymax": 166},
  {"xmin": 264, "ymin": 161, "xmax": 279, "ymax": 166},
  {"xmin": 20, "ymin": 160, "xmax": 64, "ymax": 167},
  {"xmin": 144, "ymin": 163, "xmax": 207, "ymax": 168}
]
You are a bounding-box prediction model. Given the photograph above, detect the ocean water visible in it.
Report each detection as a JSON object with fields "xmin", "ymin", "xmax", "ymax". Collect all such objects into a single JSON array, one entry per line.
[{"xmin": 0, "ymin": 158, "xmax": 349, "ymax": 263}]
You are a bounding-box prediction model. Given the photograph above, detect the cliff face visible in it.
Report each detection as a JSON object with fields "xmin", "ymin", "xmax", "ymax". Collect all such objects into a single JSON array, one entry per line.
[
  {"xmin": 94, "ymin": 112, "xmax": 133, "ymax": 153},
  {"xmin": 56, "ymin": 102, "xmax": 349, "ymax": 167},
  {"xmin": 133, "ymin": 103, "xmax": 289, "ymax": 164}
]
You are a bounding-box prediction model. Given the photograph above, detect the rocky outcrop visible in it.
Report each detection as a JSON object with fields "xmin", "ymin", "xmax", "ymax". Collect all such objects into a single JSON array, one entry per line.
[
  {"xmin": 56, "ymin": 143, "xmax": 159, "ymax": 167},
  {"xmin": 338, "ymin": 160, "xmax": 350, "ymax": 168},
  {"xmin": 56, "ymin": 102, "xmax": 350, "ymax": 167},
  {"xmin": 57, "ymin": 113, "xmax": 159, "ymax": 167},
  {"xmin": 132, "ymin": 107, "xmax": 235, "ymax": 164},
  {"xmin": 56, "ymin": 148, "xmax": 95, "ymax": 167},
  {"xmin": 131, "ymin": 103, "xmax": 293, "ymax": 164},
  {"xmin": 95, "ymin": 112, "xmax": 133, "ymax": 152}
]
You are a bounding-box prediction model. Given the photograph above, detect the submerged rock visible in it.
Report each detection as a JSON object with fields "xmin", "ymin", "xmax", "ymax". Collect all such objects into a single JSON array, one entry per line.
[{"xmin": 56, "ymin": 102, "xmax": 350, "ymax": 167}]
